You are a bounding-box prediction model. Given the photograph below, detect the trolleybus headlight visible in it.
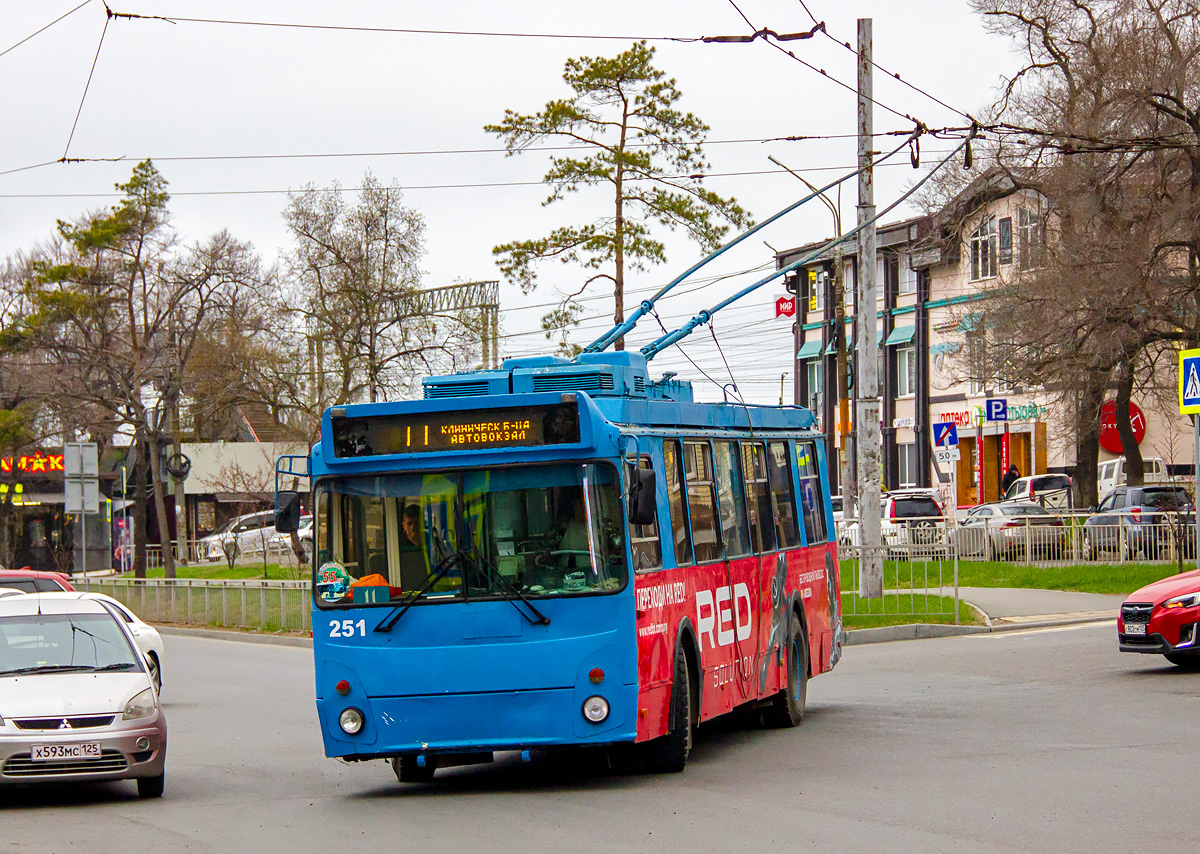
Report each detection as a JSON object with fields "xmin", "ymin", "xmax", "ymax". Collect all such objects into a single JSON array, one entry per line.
[
  {"xmin": 582, "ymin": 695, "xmax": 609, "ymax": 723},
  {"xmin": 338, "ymin": 707, "xmax": 365, "ymax": 735}
]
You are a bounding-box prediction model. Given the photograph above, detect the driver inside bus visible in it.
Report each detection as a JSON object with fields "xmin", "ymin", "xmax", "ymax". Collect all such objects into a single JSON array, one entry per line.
[
  {"xmin": 400, "ymin": 503, "xmax": 423, "ymax": 549},
  {"xmin": 557, "ymin": 494, "xmax": 590, "ymax": 553}
]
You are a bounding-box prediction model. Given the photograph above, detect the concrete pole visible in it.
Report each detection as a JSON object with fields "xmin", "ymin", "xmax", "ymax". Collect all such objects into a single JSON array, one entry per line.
[{"xmin": 856, "ymin": 18, "xmax": 883, "ymax": 598}]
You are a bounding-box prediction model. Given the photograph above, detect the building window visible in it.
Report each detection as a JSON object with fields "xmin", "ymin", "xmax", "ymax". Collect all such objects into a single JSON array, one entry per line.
[
  {"xmin": 898, "ymin": 255, "xmax": 917, "ymax": 295},
  {"xmin": 807, "ymin": 268, "xmax": 824, "ymax": 312},
  {"xmin": 1018, "ymin": 207, "xmax": 1043, "ymax": 271},
  {"xmin": 713, "ymin": 441, "xmax": 751, "ymax": 559},
  {"xmin": 805, "ymin": 358, "xmax": 822, "ymax": 417},
  {"xmin": 897, "ymin": 444, "xmax": 919, "ymax": 489},
  {"xmin": 970, "ymin": 216, "xmax": 997, "ymax": 281},
  {"xmin": 741, "ymin": 443, "xmax": 776, "ymax": 554},
  {"xmin": 896, "ymin": 345, "xmax": 916, "ymax": 397},
  {"xmin": 998, "ymin": 217, "xmax": 1013, "ymax": 265}
]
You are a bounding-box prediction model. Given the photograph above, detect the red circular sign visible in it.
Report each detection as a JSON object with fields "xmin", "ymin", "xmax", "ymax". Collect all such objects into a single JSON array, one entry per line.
[
  {"xmin": 1098, "ymin": 400, "xmax": 1146, "ymax": 454},
  {"xmin": 775, "ymin": 296, "xmax": 796, "ymax": 318}
]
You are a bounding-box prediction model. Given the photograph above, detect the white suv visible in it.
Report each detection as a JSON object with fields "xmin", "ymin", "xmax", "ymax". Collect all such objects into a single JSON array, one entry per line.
[
  {"xmin": 842, "ymin": 489, "xmax": 949, "ymax": 556},
  {"xmin": 199, "ymin": 511, "xmax": 277, "ymax": 562}
]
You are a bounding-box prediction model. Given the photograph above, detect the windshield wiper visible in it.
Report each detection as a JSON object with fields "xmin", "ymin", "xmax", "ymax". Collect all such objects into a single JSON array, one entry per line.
[
  {"xmin": 0, "ymin": 664, "xmax": 96, "ymax": 676},
  {"xmin": 94, "ymin": 662, "xmax": 138, "ymax": 671},
  {"xmin": 374, "ymin": 550, "xmax": 464, "ymax": 633},
  {"xmin": 459, "ymin": 545, "xmax": 550, "ymax": 627}
]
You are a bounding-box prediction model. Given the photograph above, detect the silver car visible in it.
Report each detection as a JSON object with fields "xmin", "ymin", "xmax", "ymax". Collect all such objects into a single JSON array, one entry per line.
[{"xmin": 0, "ymin": 596, "xmax": 167, "ymax": 797}]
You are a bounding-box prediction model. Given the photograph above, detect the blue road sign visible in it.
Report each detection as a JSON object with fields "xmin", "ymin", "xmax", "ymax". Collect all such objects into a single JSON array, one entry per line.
[
  {"xmin": 933, "ymin": 423, "xmax": 958, "ymax": 447},
  {"xmin": 1180, "ymin": 349, "xmax": 1200, "ymax": 414},
  {"xmin": 985, "ymin": 398, "xmax": 1008, "ymax": 422}
]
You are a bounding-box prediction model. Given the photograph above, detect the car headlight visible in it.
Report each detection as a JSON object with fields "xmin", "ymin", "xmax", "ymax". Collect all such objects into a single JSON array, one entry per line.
[
  {"xmin": 338, "ymin": 707, "xmax": 364, "ymax": 735},
  {"xmin": 123, "ymin": 687, "xmax": 157, "ymax": 720},
  {"xmin": 581, "ymin": 695, "xmax": 610, "ymax": 723},
  {"xmin": 1164, "ymin": 592, "xmax": 1200, "ymax": 609}
]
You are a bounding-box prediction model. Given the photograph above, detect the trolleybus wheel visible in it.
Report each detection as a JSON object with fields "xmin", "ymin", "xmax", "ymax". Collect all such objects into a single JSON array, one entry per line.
[
  {"xmin": 763, "ymin": 619, "xmax": 807, "ymax": 729},
  {"xmin": 647, "ymin": 643, "xmax": 693, "ymax": 773},
  {"xmin": 393, "ymin": 754, "xmax": 437, "ymax": 783}
]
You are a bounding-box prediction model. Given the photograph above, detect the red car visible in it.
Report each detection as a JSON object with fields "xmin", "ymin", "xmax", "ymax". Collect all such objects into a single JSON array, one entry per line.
[
  {"xmin": 0, "ymin": 567, "xmax": 75, "ymax": 593},
  {"xmin": 1119, "ymin": 568, "xmax": 1200, "ymax": 668}
]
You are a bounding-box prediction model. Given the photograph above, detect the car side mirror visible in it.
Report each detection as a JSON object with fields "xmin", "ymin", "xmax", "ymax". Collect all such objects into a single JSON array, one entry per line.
[
  {"xmin": 1087, "ymin": 505, "xmax": 1098, "ymax": 513},
  {"xmin": 628, "ymin": 467, "xmax": 657, "ymax": 526},
  {"xmin": 276, "ymin": 491, "xmax": 302, "ymax": 533}
]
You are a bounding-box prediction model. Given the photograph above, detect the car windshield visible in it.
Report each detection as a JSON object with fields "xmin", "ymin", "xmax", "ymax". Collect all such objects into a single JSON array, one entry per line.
[
  {"xmin": 892, "ymin": 497, "xmax": 940, "ymax": 518},
  {"xmin": 0, "ymin": 613, "xmax": 140, "ymax": 676},
  {"xmin": 1140, "ymin": 488, "xmax": 1190, "ymax": 509},
  {"xmin": 1002, "ymin": 505, "xmax": 1053, "ymax": 516},
  {"xmin": 313, "ymin": 462, "xmax": 627, "ymax": 606}
]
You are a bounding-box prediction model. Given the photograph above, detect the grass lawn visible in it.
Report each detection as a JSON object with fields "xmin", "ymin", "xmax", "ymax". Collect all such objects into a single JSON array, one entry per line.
[
  {"xmin": 840, "ymin": 556, "xmax": 1194, "ymax": 596},
  {"xmin": 137, "ymin": 561, "xmax": 305, "ymax": 582},
  {"xmin": 841, "ymin": 592, "xmax": 980, "ymax": 630}
]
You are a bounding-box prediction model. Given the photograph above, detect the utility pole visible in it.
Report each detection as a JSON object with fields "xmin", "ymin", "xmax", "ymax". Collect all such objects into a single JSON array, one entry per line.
[
  {"xmin": 856, "ymin": 18, "xmax": 883, "ymax": 598},
  {"xmin": 833, "ymin": 245, "xmax": 856, "ymax": 525}
]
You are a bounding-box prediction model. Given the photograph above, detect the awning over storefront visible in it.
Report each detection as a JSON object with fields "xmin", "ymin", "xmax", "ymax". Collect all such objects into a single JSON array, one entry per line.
[
  {"xmin": 797, "ymin": 339, "xmax": 823, "ymax": 359},
  {"xmin": 885, "ymin": 325, "xmax": 916, "ymax": 345}
]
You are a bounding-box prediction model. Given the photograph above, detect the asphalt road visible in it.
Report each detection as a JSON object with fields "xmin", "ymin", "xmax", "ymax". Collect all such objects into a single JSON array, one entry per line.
[{"xmin": 3, "ymin": 624, "xmax": 1196, "ymax": 854}]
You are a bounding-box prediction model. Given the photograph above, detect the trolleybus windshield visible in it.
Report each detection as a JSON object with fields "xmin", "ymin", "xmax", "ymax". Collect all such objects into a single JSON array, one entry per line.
[{"xmin": 313, "ymin": 462, "xmax": 627, "ymax": 606}]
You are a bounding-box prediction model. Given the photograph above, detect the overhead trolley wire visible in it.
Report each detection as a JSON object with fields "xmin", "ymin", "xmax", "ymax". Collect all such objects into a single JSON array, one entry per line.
[
  {"xmin": 792, "ymin": 0, "xmax": 976, "ymax": 123},
  {"xmin": 62, "ymin": 5, "xmax": 110, "ymax": 159},
  {"xmin": 0, "ymin": 0, "xmax": 94, "ymax": 60}
]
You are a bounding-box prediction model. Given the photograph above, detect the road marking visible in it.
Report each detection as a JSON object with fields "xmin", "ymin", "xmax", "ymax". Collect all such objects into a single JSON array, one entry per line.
[{"xmin": 969, "ymin": 620, "xmax": 1112, "ymax": 638}]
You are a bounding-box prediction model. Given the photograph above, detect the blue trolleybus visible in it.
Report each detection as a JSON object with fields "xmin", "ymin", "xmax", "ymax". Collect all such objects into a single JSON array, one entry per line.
[{"xmin": 275, "ymin": 350, "xmax": 844, "ymax": 781}]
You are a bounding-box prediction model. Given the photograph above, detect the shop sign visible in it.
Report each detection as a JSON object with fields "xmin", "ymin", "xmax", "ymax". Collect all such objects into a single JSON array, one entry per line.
[
  {"xmin": 892, "ymin": 417, "xmax": 915, "ymax": 429},
  {"xmin": 776, "ymin": 296, "xmax": 796, "ymax": 318},
  {"xmin": 934, "ymin": 402, "xmax": 1049, "ymax": 427},
  {"xmin": 0, "ymin": 451, "xmax": 65, "ymax": 474},
  {"xmin": 1098, "ymin": 400, "xmax": 1146, "ymax": 454}
]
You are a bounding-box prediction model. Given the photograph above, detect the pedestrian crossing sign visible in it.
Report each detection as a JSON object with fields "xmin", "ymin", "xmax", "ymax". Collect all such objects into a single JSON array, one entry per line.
[{"xmin": 1179, "ymin": 349, "xmax": 1200, "ymax": 414}]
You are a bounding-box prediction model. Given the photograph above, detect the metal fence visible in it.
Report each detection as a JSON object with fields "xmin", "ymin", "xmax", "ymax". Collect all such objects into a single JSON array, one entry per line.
[
  {"xmin": 139, "ymin": 541, "xmax": 308, "ymax": 574},
  {"xmin": 836, "ymin": 513, "xmax": 1199, "ymax": 567},
  {"xmin": 839, "ymin": 543, "xmax": 962, "ymax": 623},
  {"xmin": 76, "ymin": 578, "xmax": 311, "ymax": 633}
]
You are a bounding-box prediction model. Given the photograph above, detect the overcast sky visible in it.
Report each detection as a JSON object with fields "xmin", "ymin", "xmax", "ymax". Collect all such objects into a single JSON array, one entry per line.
[{"xmin": 0, "ymin": 0, "xmax": 1017, "ymax": 403}]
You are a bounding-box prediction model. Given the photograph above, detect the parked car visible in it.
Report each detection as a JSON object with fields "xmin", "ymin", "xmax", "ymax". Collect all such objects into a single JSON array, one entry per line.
[
  {"xmin": 1002, "ymin": 474, "xmax": 1074, "ymax": 509},
  {"xmin": 0, "ymin": 595, "xmax": 167, "ymax": 797},
  {"xmin": 1097, "ymin": 456, "xmax": 1169, "ymax": 497},
  {"xmin": 28, "ymin": 592, "xmax": 164, "ymax": 692},
  {"xmin": 952, "ymin": 502, "xmax": 1066, "ymax": 560},
  {"xmin": 268, "ymin": 514, "xmax": 312, "ymax": 562},
  {"xmin": 1118, "ymin": 568, "xmax": 1200, "ymax": 668},
  {"xmin": 199, "ymin": 510, "xmax": 277, "ymax": 562},
  {"xmin": 0, "ymin": 568, "xmax": 74, "ymax": 593},
  {"xmin": 842, "ymin": 489, "xmax": 949, "ymax": 556},
  {"xmin": 1082, "ymin": 485, "xmax": 1195, "ymax": 560}
]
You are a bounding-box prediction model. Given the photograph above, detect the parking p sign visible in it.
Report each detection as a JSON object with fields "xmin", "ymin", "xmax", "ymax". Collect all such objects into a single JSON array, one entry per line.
[{"xmin": 1180, "ymin": 348, "xmax": 1200, "ymax": 414}]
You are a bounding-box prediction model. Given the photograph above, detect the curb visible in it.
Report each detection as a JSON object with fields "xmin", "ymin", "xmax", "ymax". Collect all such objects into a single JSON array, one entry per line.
[
  {"xmin": 845, "ymin": 612, "xmax": 1114, "ymax": 645},
  {"xmin": 158, "ymin": 625, "xmax": 313, "ymax": 648},
  {"xmin": 157, "ymin": 614, "xmax": 1114, "ymax": 650}
]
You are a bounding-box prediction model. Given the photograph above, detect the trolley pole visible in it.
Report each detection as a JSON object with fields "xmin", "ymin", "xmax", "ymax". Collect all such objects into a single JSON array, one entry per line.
[{"xmin": 856, "ymin": 17, "xmax": 883, "ymax": 598}]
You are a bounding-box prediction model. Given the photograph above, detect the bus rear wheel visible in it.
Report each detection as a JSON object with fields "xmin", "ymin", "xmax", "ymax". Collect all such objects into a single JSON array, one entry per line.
[
  {"xmin": 646, "ymin": 643, "xmax": 693, "ymax": 773},
  {"xmin": 763, "ymin": 620, "xmax": 807, "ymax": 728},
  {"xmin": 392, "ymin": 754, "xmax": 437, "ymax": 783}
]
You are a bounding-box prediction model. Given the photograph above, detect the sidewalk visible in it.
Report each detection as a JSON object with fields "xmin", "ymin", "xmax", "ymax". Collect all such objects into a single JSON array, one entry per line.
[{"xmin": 845, "ymin": 586, "xmax": 1122, "ymax": 645}]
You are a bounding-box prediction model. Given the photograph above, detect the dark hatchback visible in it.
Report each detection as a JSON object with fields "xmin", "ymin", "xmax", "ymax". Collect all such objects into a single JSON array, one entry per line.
[{"xmin": 1082, "ymin": 486, "xmax": 1195, "ymax": 560}]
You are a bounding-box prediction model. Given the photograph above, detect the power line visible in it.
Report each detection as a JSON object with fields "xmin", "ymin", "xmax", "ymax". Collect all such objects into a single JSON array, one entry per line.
[
  {"xmin": 0, "ymin": 152, "xmax": 958, "ymax": 199},
  {"xmin": 795, "ymin": 0, "xmax": 976, "ymax": 122},
  {"xmin": 62, "ymin": 8, "xmax": 109, "ymax": 159},
  {"xmin": 0, "ymin": 0, "xmax": 94, "ymax": 60},
  {"xmin": 105, "ymin": 9, "xmax": 704, "ymax": 43}
]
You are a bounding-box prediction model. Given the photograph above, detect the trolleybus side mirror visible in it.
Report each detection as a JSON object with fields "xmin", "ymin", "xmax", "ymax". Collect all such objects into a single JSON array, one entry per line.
[
  {"xmin": 628, "ymin": 467, "xmax": 657, "ymax": 526},
  {"xmin": 276, "ymin": 491, "xmax": 302, "ymax": 533}
]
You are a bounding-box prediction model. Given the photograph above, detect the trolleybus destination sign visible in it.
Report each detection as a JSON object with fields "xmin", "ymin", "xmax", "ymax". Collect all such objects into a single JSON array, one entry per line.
[{"xmin": 331, "ymin": 402, "xmax": 581, "ymax": 457}]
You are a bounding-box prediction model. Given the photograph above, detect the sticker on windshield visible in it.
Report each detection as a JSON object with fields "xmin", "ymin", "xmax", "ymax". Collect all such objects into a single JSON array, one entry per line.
[{"xmin": 316, "ymin": 562, "xmax": 351, "ymax": 602}]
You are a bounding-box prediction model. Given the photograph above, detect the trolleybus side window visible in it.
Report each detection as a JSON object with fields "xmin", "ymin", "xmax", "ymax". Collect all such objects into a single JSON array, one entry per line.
[
  {"xmin": 663, "ymin": 440, "xmax": 693, "ymax": 566},
  {"xmin": 742, "ymin": 442, "xmax": 777, "ymax": 553},
  {"xmin": 713, "ymin": 440, "xmax": 751, "ymax": 559},
  {"xmin": 767, "ymin": 441, "xmax": 801, "ymax": 549},
  {"xmin": 628, "ymin": 455, "xmax": 663, "ymax": 573},
  {"xmin": 683, "ymin": 440, "xmax": 722, "ymax": 563},
  {"xmin": 796, "ymin": 441, "xmax": 828, "ymax": 545}
]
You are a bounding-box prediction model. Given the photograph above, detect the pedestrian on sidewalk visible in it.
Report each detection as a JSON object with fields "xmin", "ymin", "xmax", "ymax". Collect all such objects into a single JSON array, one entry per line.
[{"xmin": 1001, "ymin": 464, "xmax": 1020, "ymax": 494}]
